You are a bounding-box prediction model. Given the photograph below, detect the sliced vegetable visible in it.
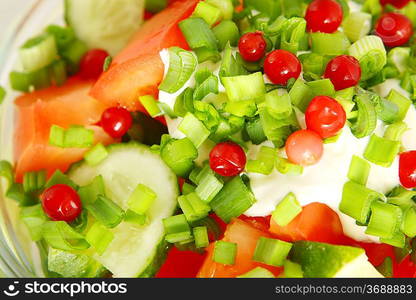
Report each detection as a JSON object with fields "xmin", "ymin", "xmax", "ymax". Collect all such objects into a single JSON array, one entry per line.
[
  {"xmin": 68, "ymin": 143, "xmax": 179, "ymax": 277},
  {"xmin": 363, "ymin": 134, "xmax": 400, "ymax": 168},
  {"xmin": 65, "ymin": 0, "xmax": 145, "ymax": 55},
  {"xmin": 252, "ymin": 237, "xmax": 292, "ymax": 267},
  {"xmin": 272, "ymin": 193, "xmax": 302, "ymax": 227},
  {"xmin": 210, "ymin": 176, "xmax": 256, "ymax": 223},
  {"xmin": 348, "ymin": 35, "xmax": 387, "ymax": 80},
  {"xmin": 339, "ymin": 181, "xmax": 381, "ymax": 224}
]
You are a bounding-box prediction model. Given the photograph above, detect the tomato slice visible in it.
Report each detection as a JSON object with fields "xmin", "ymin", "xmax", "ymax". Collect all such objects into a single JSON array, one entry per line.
[
  {"xmin": 269, "ymin": 202, "xmax": 345, "ymax": 244},
  {"xmin": 14, "ymin": 77, "xmax": 116, "ymax": 182},
  {"xmin": 197, "ymin": 219, "xmax": 283, "ymax": 278},
  {"xmin": 90, "ymin": 0, "xmax": 199, "ymax": 111}
]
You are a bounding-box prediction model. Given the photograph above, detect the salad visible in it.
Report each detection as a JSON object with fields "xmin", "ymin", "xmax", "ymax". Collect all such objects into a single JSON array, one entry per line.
[{"xmin": 1, "ymin": 0, "xmax": 416, "ymax": 278}]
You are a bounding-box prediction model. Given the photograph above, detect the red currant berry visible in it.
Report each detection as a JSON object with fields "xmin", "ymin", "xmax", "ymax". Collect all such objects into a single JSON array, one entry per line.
[
  {"xmin": 209, "ymin": 142, "xmax": 246, "ymax": 177},
  {"xmin": 41, "ymin": 184, "xmax": 82, "ymax": 222},
  {"xmin": 100, "ymin": 107, "xmax": 133, "ymax": 138}
]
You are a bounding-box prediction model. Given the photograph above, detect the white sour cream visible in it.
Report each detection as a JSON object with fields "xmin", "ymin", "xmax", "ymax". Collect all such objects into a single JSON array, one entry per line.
[{"xmin": 158, "ymin": 50, "xmax": 416, "ymax": 242}]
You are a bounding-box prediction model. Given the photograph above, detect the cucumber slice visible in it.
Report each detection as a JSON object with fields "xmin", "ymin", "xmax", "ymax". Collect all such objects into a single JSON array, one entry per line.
[
  {"xmin": 48, "ymin": 248, "xmax": 107, "ymax": 278},
  {"xmin": 65, "ymin": 0, "xmax": 145, "ymax": 56},
  {"xmin": 68, "ymin": 143, "xmax": 179, "ymax": 277}
]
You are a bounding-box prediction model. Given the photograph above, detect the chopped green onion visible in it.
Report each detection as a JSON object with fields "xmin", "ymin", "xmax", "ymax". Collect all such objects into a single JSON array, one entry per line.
[
  {"xmin": 45, "ymin": 170, "xmax": 78, "ymax": 190},
  {"xmin": 279, "ymin": 17, "xmax": 307, "ymax": 54},
  {"xmin": 259, "ymin": 107, "xmax": 298, "ymax": 147},
  {"xmin": 206, "ymin": 0, "xmax": 234, "ymax": 20},
  {"xmin": 139, "ymin": 95, "xmax": 162, "ymax": 117},
  {"xmin": 365, "ymin": 201, "xmax": 402, "ymax": 238},
  {"xmin": 163, "ymin": 214, "xmax": 192, "ymax": 243},
  {"xmin": 19, "ymin": 34, "xmax": 58, "ymax": 72},
  {"xmin": 194, "ymin": 101, "xmax": 221, "ymax": 131},
  {"xmin": 103, "ymin": 56, "xmax": 112, "ymax": 72},
  {"xmin": 189, "ymin": 166, "xmax": 203, "ymax": 185},
  {"xmin": 386, "ymin": 89, "xmax": 412, "ymax": 122},
  {"xmin": 182, "ymin": 182, "xmax": 196, "ymax": 195},
  {"xmin": 363, "ymin": 0, "xmax": 382, "ymax": 18},
  {"xmin": 178, "ymin": 113, "xmax": 211, "ymax": 148},
  {"xmin": 42, "ymin": 221, "xmax": 90, "ymax": 251},
  {"xmin": 245, "ymin": 117, "xmax": 267, "ymax": 145},
  {"xmin": 174, "ymin": 87, "xmax": 195, "ymax": 117},
  {"xmin": 348, "ymin": 35, "xmax": 387, "ymax": 80},
  {"xmin": 253, "ymin": 237, "xmax": 292, "ymax": 267},
  {"xmin": 380, "ymin": 230, "xmax": 405, "ymax": 248},
  {"xmin": 310, "ymin": 32, "xmax": 350, "ymax": 56},
  {"xmin": 275, "ymin": 157, "xmax": 303, "ymax": 175},
  {"xmin": 306, "ymin": 79, "xmax": 336, "ymax": 98},
  {"xmin": 342, "ymin": 12, "xmax": 372, "ymax": 42},
  {"xmin": 160, "ymin": 137, "xmax": 198, "ymax": 177},
  {"xmin": 64, "ymin": 125, "xmax": 94, "ymax": 148},
  {"xmin": 49, "ymin": 125, "xmax": 65, "ymax": 147},
  {"xmin": 6, "ymin": 183, "xmax": 36, "ymax": 206},
  {"xmin": 193, "ymin": 226, "xmax": 209, "ymax": 248},
  {"xmin": 339, "ymin": 181, "xmax": 381, "ymax": 224},
  {"xmin": 288, "ymin": 78, "xmax": 313, "ymax": 112},
  {"xmin": 10, "ymin": 67, "xmax": 51, "ymax": 92},
  {"xmin": 70, "ymin": 209, "xmax": 88, "ymax": 233},
  {"xmin": 193, "ymin": 75, "xmax": 219, "ymax": 101},
  {"xmin": 212, "ymin": 20, "xmax": 240, "ymax": 50},
  {"xmin": 195, "ymin": 169, "xmax": 224, "ymax": 203},
  {"xmin": 159, "ymin": 47, "xmax": 197, "ymax": 93},
  {"xmin": 163, "ymin": 214, "xmax": 190, "ymax": 234},
  {"xmin": 124, "ymin": 209, "xmax": 147, "ymax": 226},
  {"xmin": 193, "ymin": 1, "xmax": 222, "ymax": 26},
  {"xmin": 364, "ymin": 134, "xmax": 400, "ymax": 168},
  {"xmin": 194, "ymin": 47, "xmax": 221, "ymax": 63},
  {"xmin": 195, "ymin": 68, "xmax": 212, "ymax": 84},
  {"xmin": 178, "ymin": 192, "xmax": 211, "ymax": 222},
  {"xmin": 387, "ymin": 186, "xmax": 416, "ymax": 209},
  {"xmin": 77, "ymin": 175, "xmax": 105, "ymax": 206},
  {"xmin": 158, "ymin": 102, "xmax": 177, "ymax": 118},
  {"xmin": 246, "ymin": 146, "xmax": 276, "ymax": 175},
  {"xmin": 61, "ymin": 39, "xmax": 88, "ymax": 74},
  {"xmin": 213, "ymin": 241, "xmax": 237, "ymax": 265},
  {"xmin": 219, "ymin": 43, "xmax": 248, "ymax": 78},
  {"xmin": 347, "ymin": 155, "xmax": 371, "ymax": 185},
  {"xmin": 84, "ymin": 143, "xmax": 108, "ymax": 166},
  {"xmin": 299, "ymin": 53, "xmax": 331, "ymax": 80},
  {"xmin": 224, "ymin": 100, "xmax": 257, "ymax": 117},
  {"xmin": 127, "ymin": 184, "xmax": 157, "ymax": 215},
  {"xmin": 237, "ymin": 267, "xmax": 275, "ymax": 278},
  {"xmin": 373, "ymin": 95, "xmax": 400, "ymax": 124},
  {"xmin": 85, "ymin": 222, "xmax": 114, "ymax": 255},
  {"xmin": 384, "ymin": 122, "xmax": 408, "ymax": 142},
  {"xmin": 279, "ymin": 260, "xmax": 303, "ymax": 278},
  {"xmin": 23, "ymin": 170, "xmax": 46, "ymax": 193},
  {"xmin": 222, "ymin": 72, "xmax": 266, "ymax": 103},
  {"xmin": 45, "ymin": 25, "xmax": 75, "ymax": 51},
  {"xmin": 402, "ymin": 207, "xmax": 416, "ymax": 238},
  {"xmin": 20, "ymin": 204, "xmax": 47, "ymax": 242},
  {"xmin": 389, "ymin": 47, "xmax": 410, "ymax": 75},
  {"xmin": 272, "ymin": 193, "xmax": 302, "ymax": 227},
  {"xmin": 179, "ymin": 18, "xmax": 219, "ymax": 63},
  {"xmin": 264, "ymin": 90, "xmax": 293, "ymax": 120},
  {"xmin": 85, "ymin": 195, "xmax": 125, "ymax": 229},
  {"xmin": 210, "ymin": 176, "xmax": 256, "ymax": 223},
  {"xmin": 350, "ymin": 94, "xmax": 377, "ymax": 138}
]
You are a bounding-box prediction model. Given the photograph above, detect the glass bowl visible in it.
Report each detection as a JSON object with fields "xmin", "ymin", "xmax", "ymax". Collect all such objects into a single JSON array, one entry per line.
[{"xmin": 0, "ymin": 0, "xmax": 65, "ymax": 278}]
